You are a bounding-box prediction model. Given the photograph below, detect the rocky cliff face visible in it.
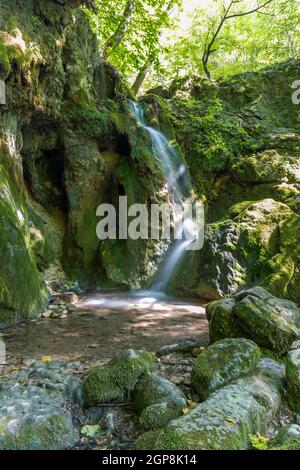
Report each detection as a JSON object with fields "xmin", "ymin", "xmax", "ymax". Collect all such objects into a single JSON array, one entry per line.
[
  {"xmin": 0, "ymin": 0, "xmax": 299, "ymax": 326},
  {"xmin": 0, "ymin": 0, "xmax": 168, "ymax": 325},
  {"xmin": 152, "ymin": 62, "xmax": 300, "ymax": 301}
]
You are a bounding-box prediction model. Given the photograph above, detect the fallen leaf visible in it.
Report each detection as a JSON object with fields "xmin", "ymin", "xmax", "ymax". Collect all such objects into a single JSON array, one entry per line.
[
  {"xmin": 81, "ymin": 424, "xmax": 101, "ymax": 438},
  {"xmin": 225, "ymin": 416, "xmax": 237, "ymax": 425},
  {"xmin": 41, "ymin": 355, "xmax": 52, "ymax": 364}
]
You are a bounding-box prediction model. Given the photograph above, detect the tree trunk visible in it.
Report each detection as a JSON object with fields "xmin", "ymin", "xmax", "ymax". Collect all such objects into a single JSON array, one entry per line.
[
  {"xmin": 132, "ymin": 63, "xmax": 151, "ymax": 95},
  {"xmin": 102, "ymin": 0, "xmax": 134, "ymax": 58}
]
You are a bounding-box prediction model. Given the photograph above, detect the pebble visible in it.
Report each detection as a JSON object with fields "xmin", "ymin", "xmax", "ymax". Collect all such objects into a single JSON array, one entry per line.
[{"xmin": 171, "ymin": 376, "xmax": 184, "ymax": 385}]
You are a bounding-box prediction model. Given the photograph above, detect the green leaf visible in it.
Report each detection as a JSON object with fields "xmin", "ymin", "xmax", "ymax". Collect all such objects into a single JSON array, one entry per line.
[{"xmin": 81, "ymin": 424, "xmax": 101, "ymax": 438}]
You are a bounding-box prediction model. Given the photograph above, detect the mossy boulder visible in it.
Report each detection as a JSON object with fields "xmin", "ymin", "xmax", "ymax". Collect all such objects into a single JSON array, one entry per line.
[
  {"xmin": 270, "ymin": 435, "xmax": 300, "ymax": 450},
  {"xmin": 134, "ymin": 358, "xmax": 284, "ymax": 450},
  {"xmin": 286, "ymin": 349, "xmax": 300, "ymax": 412},
  {"xmin": 133, "ymin": 373, "xmax": 186, "ymax": 431},
  {"xmin": 191, "ymin": 338, "xmax": 261, "ymax": 401},
  {"xmin": 82, "ymin": 349, "xmax": 157, "ymax": 406},
  {"xmin": 208, "ymin": 287, "xmax": 300, "ymax": 354},
  {"xmin": 133, "ymin": 373, "xmax": 186, "ymax": 412}
]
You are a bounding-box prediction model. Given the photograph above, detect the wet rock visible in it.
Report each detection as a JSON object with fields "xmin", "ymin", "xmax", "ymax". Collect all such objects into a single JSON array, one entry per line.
[
  {"xmin": 191, "ymin": 338, "xmax": 261, "ymax": 401},
  {"xmin": 82, "ymin": 349, "xmax": 157, "ymax": 406},
  {"xmin": 134, "ymin": 359, "xmax": 285, "ymax": 450},
  {"xmin": 287, "ymin": 349, "xmax": 300, "ymax": 412},
  {"xmin": 208, "ymin": 287, "xmax": 300, "ymax": 354}
]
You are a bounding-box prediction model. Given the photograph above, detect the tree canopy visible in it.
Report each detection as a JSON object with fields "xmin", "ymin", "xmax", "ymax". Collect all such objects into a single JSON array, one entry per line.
[{"xmin": 84, "ymin": 0, "xmax": 300, "ymax": 93}]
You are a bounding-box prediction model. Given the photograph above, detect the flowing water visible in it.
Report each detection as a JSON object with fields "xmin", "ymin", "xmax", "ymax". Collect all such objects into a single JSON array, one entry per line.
[{"xmin": 130, "ymin": 101, "xmax": 196, "ymax": 293}]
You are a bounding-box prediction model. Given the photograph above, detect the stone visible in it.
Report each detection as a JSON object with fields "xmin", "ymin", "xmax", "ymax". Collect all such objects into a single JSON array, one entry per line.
[
  {"xmin": 286, "ymin": 349, "xmax": 300, "ymax": 412},
  {"xmin": 191, "ymin": 338, "xmax": 261, "ymax": 401},
  {"xmin": 133, "ymin": 373, "xmax": 186, "ymax": 413},
  {"xmin": 61, "ymin": 292, "xmax": 79, "ymax": 304},
  {"xmin": 82, "ymin": 349, "xmax": 157, "ymax": 406},
  {"xmin": 139, "ymin": 402, "xmax": 183, "ymax": 431},
  {"xmin": 42, "ymin": 310, "xmax": 52, "ymax": 319},
  {"xmin": 208, "ymin": 287, "xmax": 300, "ymax": 354},
  {"xmin": 134, "ymin": 359, "xmax": 285, "ymax": 450},
  {"xmin": 0, "ymin": 360, "xmax": 81, "ymax": 450}
]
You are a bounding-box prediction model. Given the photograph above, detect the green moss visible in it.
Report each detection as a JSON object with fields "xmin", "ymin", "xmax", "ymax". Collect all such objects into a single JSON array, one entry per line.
[
  {"xmin": 207, "ymin": 298, "xmax": 244, "ymax": 343},
  {"xmin": 0, "ymin": 415, "xmax": 78, "ymax": 450},
  {"xmin": 133, "ymin": 373, "xmax": 186, "ymax": 413},
  {"xmin": 135, "ymin": 359, "xmax": 284, "ymax": 450},
  {"xmin": 191, "ymin": 338, "xmax": 261, "ymax": 400},
  {"xmin": 0, "ymin": 165, "xmax": 48, "ymax": 325},
  {"xmin": 83, "ymin": 349, "xmax": 157, "ymax": 406},
  {"xmin": 271, "ymin": 435, "xmax": 300, "ymax": 450},
  {"xmin": 139, "ymin": 402, "xmax": 184, "ymax": 431}
]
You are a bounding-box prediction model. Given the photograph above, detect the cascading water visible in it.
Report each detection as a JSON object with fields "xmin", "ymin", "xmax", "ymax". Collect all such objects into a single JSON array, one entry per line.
[{"xmin": 130, "ymin": 101, "xmax": 197, "ymax": 293}]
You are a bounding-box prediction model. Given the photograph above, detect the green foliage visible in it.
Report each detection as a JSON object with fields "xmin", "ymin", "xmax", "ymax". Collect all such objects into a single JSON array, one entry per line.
[
  {"xmin": 83, "ymin": 0, "xmax": 182, "ymax": 88},
  {"xmin": 84, "ymin": 0, "xmax": 300, "ymax": 90},
  {"xmin": 81, "ymin": 425, "xmax": 101, "ymax": 438},
  {"xmin": 249, "ymin": 433, "xmax": 269, "ymax": 450}
]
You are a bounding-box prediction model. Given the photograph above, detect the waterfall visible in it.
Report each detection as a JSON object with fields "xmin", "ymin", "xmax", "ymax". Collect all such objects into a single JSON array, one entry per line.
[{"xmin": 130, "ymin": 101, "xmax": 196, "ymax": 293}]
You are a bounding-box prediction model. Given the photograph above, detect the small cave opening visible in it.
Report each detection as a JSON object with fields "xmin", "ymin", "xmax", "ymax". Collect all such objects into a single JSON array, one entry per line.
[
  {"xmin": 38, "ymin": 148, "xmax": 68, "ymax": 213},
  {"xmin": 116, "ymin": 134, "xmax": 131, "ymax": 157},
  {"xmin": 22, "ymin": 139, "xmax": 68, "ymax": 214}
]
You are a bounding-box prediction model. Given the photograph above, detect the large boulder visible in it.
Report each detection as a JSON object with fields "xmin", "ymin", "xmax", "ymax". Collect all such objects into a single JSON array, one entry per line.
[
  {"xmin": 207, "ymin": 287, "xmax": 300, "ymax": 354},
  {"xmin": 82, "ymin": 349, "xmax": 157, "ymax": 406},
  {"xmin": 134, "ymin": 359, "xmax": 285, "ymax": 450},
  {"xmin": 191, "ymin": 338, "xmax": 261, "ymax": 401},
  {"xmin": 286, "ymin": 349, "xmax": 300, "ymax": 412}
]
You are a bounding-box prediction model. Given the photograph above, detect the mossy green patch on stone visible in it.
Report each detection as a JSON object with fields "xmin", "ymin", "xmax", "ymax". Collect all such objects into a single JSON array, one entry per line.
[
  {"xmin": 134, "ymin": 359, "xmax": 284, "ymax": 450},
  {"xmin": 83, "ymin": 349, "xmax": 157, "ymax": 406},
  {"xmin": 191, "ymin": 338, "xmax": 261, "ymax": 401},
  {"xmin": 0, "ymin": 414, "xmax": 79, "ymax": 450},
  {"xmin": 139, "ymin": 402, "xmax": 184, "ymax": 431},
  {"xmin": 133, "ymin": 373, "xmax": 186, "ymax": 413}
]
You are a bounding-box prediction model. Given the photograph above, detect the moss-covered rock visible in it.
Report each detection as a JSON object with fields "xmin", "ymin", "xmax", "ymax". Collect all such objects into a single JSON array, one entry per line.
[
  {"xmin": 133, "ymin": 373, "xmax": 186, "ymax": 430},
  {"xmin": 133, "ymin": 373, "xmax": 186, "ymax": 413},
  {"xmin": 172, "ymin": 199, "xmax": 300, "ymax": 302},
  {"xmin": 0, "ymin": 414, "xmax": 79, "ymax": 450},
  {"xmin": 139, "ymin": 402, "xmax": 184, "ymax": 431},
  {"xmin": 208, "ymin": 287, "xmax": 300, "ymax": 354},
  {"xmin": 191, "ymin": 338, "xmax": 261, "ymax": 401},
  {"xmin": 0, "ymin": 166, "xmax": 48, "ymax": 325},
  {"xmin": 134, "ymin": 358, "xmax": 284, "ymax": 450},
  {"xmin": 82, "ymin": 349, "xmax": 157, "ymax": 406},
  {"xmin": 286, "ymin": 349, "xmax": 300, "ymax": 413}
]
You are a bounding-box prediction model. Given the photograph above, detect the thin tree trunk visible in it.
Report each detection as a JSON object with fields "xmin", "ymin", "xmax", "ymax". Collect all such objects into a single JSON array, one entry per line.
[
  {"xmin": 102, "ymin": 0, "xmax": 134, "ymax": 58},
  {"xmin": 132, "ymin": 63, "xmax": 152, "ymax": 95}
]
